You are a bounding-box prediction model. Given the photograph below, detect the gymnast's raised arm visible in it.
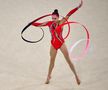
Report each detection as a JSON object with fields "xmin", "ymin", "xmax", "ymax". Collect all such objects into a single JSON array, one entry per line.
[{"xmin": 60, "ymin": 0, "xmax": 83, "ymax": 24}]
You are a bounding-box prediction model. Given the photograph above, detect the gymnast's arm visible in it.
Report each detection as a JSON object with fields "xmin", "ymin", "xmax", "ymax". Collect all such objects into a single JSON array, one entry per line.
[
  {"xmin": 32, "ymin": 21, "xmax": 50, "ymax": 27},
  {"xmin": 60, "ymin": 0, "xmax": 83, "ymax": 24}
]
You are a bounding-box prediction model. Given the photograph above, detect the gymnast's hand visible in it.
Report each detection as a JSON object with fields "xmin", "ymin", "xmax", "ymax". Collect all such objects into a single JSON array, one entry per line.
[{"xmin": 78, "ymin": 0, "xmax": 83, "ymax": 9}]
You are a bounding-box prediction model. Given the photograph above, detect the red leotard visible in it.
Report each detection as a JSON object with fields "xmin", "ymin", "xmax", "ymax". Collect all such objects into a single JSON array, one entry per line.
[
  {"xmin": 47, "ymin": 21, "xmax": 64, "ymax": 50},
  {"xmin": 32, "ymin": 21, "xmax": 64, "ymax": 50}
]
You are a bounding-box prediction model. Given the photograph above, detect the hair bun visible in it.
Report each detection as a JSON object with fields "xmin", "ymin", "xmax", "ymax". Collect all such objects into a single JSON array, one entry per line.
[
  {"xmin": 54, "ymin": 9, "xmax": 58, "ymax": 13},
  {"xmin": 52, "ymin": 9, "xmax": 59, "ymax": 17}
]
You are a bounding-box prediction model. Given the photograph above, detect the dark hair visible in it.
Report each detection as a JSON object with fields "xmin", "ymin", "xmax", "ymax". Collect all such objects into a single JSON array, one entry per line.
[{"xmin": 52, "ymin": 9, "xmax": 59, "ymax": 17}]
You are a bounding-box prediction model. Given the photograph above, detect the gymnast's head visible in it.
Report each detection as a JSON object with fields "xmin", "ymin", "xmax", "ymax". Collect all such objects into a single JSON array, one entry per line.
[{"xmin": 52, "ymin": 9, "xmax": 59, "ymax": 22}]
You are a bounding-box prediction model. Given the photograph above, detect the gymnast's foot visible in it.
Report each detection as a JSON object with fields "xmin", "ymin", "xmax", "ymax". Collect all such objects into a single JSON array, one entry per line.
[
  {"xmin": 76, "ymin": 76, "xmax": 81, "ymax": 85},
  {"xmin": 45, "ymin": 76, "xmax": 51, "ymax": 84}
]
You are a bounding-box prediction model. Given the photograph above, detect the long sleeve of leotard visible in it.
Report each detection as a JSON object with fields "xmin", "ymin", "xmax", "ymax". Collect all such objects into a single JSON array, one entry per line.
[
  {"xmin": 66, "ymin": 7, "xmax": 79, "ymax": 17},
  {"xmin": 32, "ymin": 21, "xmax": 51, "ymax": 27},
  {"xmin": 32, "ymin": 22, "xmax": 43, "ymax": 26}
]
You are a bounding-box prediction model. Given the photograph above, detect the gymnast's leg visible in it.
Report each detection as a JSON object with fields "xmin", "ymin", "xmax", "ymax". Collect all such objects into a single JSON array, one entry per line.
[
  {"xmin": 60, "ymin": 43, "xmax": 81, "ymax": 85},
  {"xmin": 45, "ymin": 45, "xmax": 57, "ymax": 84}
]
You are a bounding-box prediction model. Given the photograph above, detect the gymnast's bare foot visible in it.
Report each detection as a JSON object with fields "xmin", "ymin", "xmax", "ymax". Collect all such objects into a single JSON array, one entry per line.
[
  {"xmin": 45, "ymin": 76, "xmax": 51, "ymax": 84},
  {"xmin": 76, "ymin": 76, "xmax": 81, "ymax": 85}
]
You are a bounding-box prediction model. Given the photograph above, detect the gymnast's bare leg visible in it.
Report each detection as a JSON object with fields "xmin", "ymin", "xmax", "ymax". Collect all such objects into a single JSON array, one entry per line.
[
  {"xmin": 60, "ymin": 43, "xmax": 81, "ymax": 85},
  {"xmin": 45, "ymin": 45, "xmax": 57, "ymax": 84}
]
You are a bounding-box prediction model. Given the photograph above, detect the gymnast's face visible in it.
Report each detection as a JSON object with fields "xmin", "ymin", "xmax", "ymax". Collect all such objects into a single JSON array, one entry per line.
[{"xmin": 52, "ymin": 15, "xmax": 59, "ymax": 22}]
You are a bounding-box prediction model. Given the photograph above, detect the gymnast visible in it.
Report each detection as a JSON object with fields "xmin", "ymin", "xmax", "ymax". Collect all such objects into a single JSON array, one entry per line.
[{"xmin": 32, "ymin": 1, "xmax": 82, "ymax": 85}]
